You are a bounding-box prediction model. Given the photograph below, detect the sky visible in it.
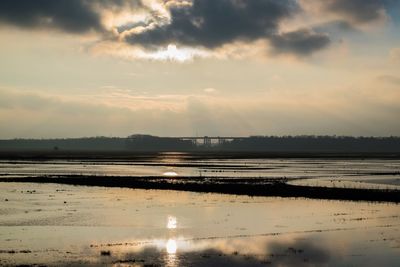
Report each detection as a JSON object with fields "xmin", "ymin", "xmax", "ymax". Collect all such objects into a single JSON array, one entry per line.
[{"xmin": 0, "ymin": 0, "xmax": 399, "ymax": 138}]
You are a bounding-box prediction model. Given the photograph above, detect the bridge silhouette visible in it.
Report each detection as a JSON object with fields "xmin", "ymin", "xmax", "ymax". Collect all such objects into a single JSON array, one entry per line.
[
  {"xmin": 175, "ymin": 136, "xmax": 245, "ymax": 146},
  {"xmin": 127, "ymin": 134, "xmax": 247, "ymax": 147}
]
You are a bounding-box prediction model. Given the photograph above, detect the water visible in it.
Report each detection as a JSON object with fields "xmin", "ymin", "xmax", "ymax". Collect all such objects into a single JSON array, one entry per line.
[
  {"xmin": 1, "ymin": 156, "xmax": 400, "ymax": 266},
  {"xmin": 1, "ymin": 156, "xmax": 400, "ymax": 189},
  {"xmin": 0, "ymin": 183, "xmax": 399, "ymax": 266}
]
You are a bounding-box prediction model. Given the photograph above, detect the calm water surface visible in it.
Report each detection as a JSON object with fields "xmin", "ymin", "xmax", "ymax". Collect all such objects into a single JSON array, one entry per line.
[
  {"xmin": 1, "ymin": 156, "xmax": 400, "ymax": 266},
  {"xmin": 1, "ymin": 156, "xmax": 400, "ymax": 189},
  {"xmin": 0, "ymin": 182, "xmax": 399, "ymax": 266}
]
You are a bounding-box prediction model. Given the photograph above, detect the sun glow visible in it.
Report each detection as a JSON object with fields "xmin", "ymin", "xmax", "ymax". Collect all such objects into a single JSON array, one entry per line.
[{"xmin": 141, "ymin": 44, "xmax": 208, "ymax": 62}]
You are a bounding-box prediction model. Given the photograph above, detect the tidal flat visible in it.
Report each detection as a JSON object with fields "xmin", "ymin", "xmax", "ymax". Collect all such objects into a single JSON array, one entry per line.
[
  {"xmin": 1, "ymin": 183, "xmax": 400, "ymax": 266},
  {"xmin": 0, "ymin": 154, "xmax": 400, "ymax": 266}
]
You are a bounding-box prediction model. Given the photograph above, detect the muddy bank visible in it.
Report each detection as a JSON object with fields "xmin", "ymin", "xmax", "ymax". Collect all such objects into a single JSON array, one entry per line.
[
  {"xmin": 1, "ymin": 151, "xmax": 400, "ymax": 161},
  {"xmin": 1, "ymin": 175, "xmax": 399, "ymax": 203}
]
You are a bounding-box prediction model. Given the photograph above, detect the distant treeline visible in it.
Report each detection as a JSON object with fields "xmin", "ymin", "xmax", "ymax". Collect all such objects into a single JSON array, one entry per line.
[
  {"xmin": 0, "ymin": 137, "xmax": 127, "ymax": 151},
  {"xmin": 1, "ymin": 135, "xmax": 400, "ymax": 153},
  {"xmin": 220, "ymin": 136, "xmax": 400, "ymax": 152}
]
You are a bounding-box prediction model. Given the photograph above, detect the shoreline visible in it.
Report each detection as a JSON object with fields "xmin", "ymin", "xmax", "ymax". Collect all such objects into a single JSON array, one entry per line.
[
  {"xmin": 1, "ymin": 175, "xmax": 399, "ymax": 203},
  {"xmin": 1, "ymin": 151, "xmax": 400, "ymax": 161}
]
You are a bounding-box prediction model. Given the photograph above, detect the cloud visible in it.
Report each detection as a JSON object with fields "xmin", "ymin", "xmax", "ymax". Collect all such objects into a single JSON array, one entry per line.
[
  {"xmin": 204, "ymin": 87, "xmax": 217, "ymax": 94},
  {"xmin": 0, "ymin": 88, "xmax": 189, "ymax": 138},
  {"xmin": 2, "ymin": 81, "xmax": 400, "ymax": 138},
  {"xmin": 0, "ymin": 0, "xmax": 394, "ymax": 61},
  {"xmin": 323, "ymin": 0, "xmax": 387, "ymax": 24},
  {"xmin": 0, "ymin": 0, "xmax": 102, "ymax": 33},
  {"xmin": 378, "ymin": 75, "xmax": 400, "ymax": 85},
  {"xmin": 124, "ymin": 0, "xmax": 300, "ymax": 48},
  {"xmin": 0, "ymin": 0, "xmax": 144, "ymax": 33},
  {"xmin": 312, "ymin": 20, "xmax": 357, "ymax": 34},
  {"xmin": 270, "ymin": 29, "xmax": 331, "ymax": 56},
  {"xmin": 0, "ymin": 0, "xmax": 339, "ymax": 59},
  {"xmin": 390, "ymin": 48, "xmax": 400, "ymax": 63}
]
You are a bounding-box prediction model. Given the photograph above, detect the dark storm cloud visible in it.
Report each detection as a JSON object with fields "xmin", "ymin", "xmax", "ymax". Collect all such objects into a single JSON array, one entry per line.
[
  {"xmin": 125, "ymin": 0, "xmax": 300, "ymax": 48},
  {"xmin": 313, "ymin": 20, "xmax": 357, "ymax": 33},
  {"xmin": 270, "ymin": 29, "xmax": 331, "ymax": 56},
  {"xmin": 324, "ymin": 0, "xmax": 387, "ymax": 23},
  {"xmin": 0, "ymin": 0, "xmax": 336, "ymax": 56},
  {"xmin": 0, "ymin": 0, "xmax": 102, "ymax": 33},
  {"xmin": 0, "ymin": 0, "xmax": 143, "ymax": 33}
]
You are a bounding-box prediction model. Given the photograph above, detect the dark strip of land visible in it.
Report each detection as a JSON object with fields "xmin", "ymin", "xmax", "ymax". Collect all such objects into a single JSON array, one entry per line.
[
  {"xmin": 1, "ymin": 175, "xmax": 399, "ymax": 203},
  {"xmin": 1, "ymin": 151, "xmax": 400, "ymax": 160}
]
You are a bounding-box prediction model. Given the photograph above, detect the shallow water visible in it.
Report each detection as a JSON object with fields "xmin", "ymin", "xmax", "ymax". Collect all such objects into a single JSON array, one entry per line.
[
  {"xmin": 0, "ymin": 183, "xmax": 399, "ymax": 266},
  {"xmin": 1, "ymin": 157, "xmax": 400, "ymax": 189}
]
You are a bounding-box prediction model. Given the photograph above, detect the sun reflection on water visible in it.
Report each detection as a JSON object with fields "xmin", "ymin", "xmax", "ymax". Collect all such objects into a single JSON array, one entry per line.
[
  {"xmin": 165, "ymin": 239, "xmax": 178, "ymax": 266},
  {"xmin": 166, "ymin": 239, "xmax": 177, "ymax": 254},
  {"xmin": 165, "ymin": 215, "xmax": 179, "ymax": 266},
  {"xmin": 167, "ymin": 216, "xmax": 177, "ymax": 229},
  {"xmin": 163, "ymin": 171, "xmax": 178, "ymax": 177}
]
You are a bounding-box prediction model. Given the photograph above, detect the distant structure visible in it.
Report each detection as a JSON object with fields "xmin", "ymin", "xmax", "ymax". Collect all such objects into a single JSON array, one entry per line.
[
  {"xmin": 178, "ymin": 136, "xmax": 243, "ymax": 147},
  {"xmin": 126, "ymin": 135, "xmax": 243, "ymax": 148}
]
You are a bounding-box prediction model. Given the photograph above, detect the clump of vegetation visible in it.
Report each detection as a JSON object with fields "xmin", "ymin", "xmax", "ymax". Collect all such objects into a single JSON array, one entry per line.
[{"xmin": 100, "ymin": 250, "xmax": 111, "ymax": 256}]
